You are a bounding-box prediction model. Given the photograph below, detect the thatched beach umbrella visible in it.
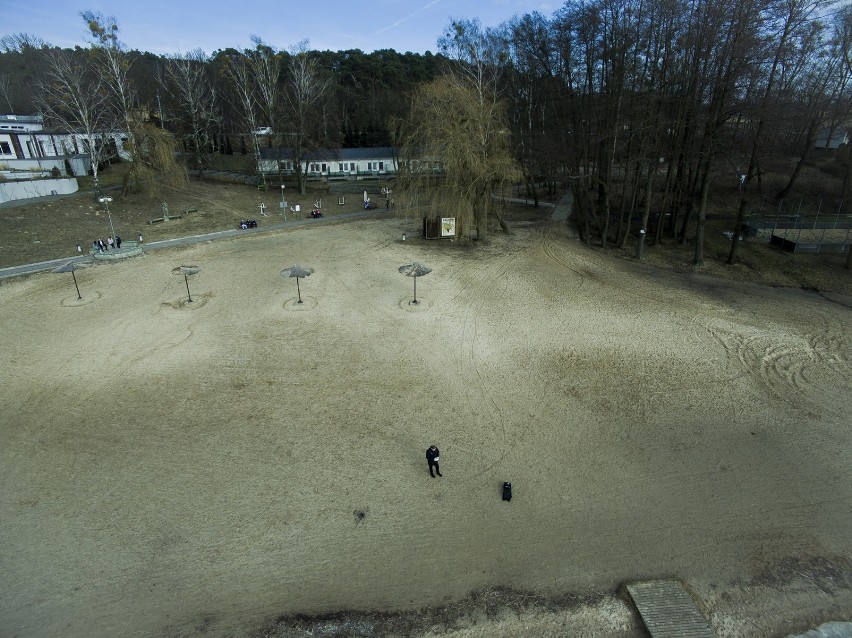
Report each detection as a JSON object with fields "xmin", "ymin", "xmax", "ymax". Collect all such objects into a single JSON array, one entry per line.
[
  {"xmin": 398, "ymin": 262, "xmax": 432, "ymax": 304},
  {"xmin": 53, "ymin": 261, "xmax": 82, "ymax": 300},
  {"xmin": 281, "ymin": 264, "xmax": 314, "ymax": 304},
  {"xmin": 171, "ymin": 265, "xmax": 201, "ymax": 302}
]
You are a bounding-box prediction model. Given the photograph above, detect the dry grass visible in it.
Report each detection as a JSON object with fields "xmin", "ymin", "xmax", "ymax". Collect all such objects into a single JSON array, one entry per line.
[
  {"xmin": 257, "ymin": 588, "xmax": 642, "ymax": 638},
  {"xmin": 0, "ymin": 164, "xmax": 393, "ymax": 269},
  {"xmin": 2, "ymin": 156, "xmax": 849, "ymax": 296}
]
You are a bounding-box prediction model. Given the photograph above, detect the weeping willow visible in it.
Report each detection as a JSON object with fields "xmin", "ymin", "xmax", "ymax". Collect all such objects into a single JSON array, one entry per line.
[
  {"xmin": 121, "ymin": 121, "xmax": 187, "ymax": 197},
  {"xmin": 396, "ymin": 75, "xmax": 522, "ymax": 240}
]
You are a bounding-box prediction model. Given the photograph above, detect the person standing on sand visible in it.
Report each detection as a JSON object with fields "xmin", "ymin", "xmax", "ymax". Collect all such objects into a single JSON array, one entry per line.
[{"xmin": 426, "ymin": 445, "xmax": 442, "ymax": 477}]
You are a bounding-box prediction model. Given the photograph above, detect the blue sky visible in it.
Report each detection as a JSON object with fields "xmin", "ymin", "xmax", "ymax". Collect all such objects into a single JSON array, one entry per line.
[{"xmin": 2, "ymin": 0, "xmax": 559, "ymax": 55}]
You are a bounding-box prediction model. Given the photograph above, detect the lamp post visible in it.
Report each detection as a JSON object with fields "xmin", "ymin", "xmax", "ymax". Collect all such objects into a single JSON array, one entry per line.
[{"xmin": 98, "ymin": 196, "xmax": 116, "ymax": 245}]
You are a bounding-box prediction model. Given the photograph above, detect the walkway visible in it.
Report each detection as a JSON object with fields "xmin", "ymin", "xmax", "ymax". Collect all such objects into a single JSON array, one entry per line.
[
  {"xmin": 0, "ymin": 193, "xmax": 574, "ymax": 280},
  {"xmin": 625, "ymin": 580, "xmax": 715, "ymax": 638},
  {"xmin": 0, "ymin": 207, "xmax": 394, "ymax": 280},
  {"xmin": 549, "ymin": 190, "xmax": 574, "ymax": 222}
]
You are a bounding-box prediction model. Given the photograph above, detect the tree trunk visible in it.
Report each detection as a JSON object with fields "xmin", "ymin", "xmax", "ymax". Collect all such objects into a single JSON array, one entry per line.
[
  {"xmin": 776, "ymin": 117, "xmax": 819, "ymax": 201},
  {"xmin": 635, "ymin": 164, "xmax": 656, "ymax": 260},
  {"xmin": 599, "ymin": 181, "xmax": 611, "ymax": 249},
  {"xmin": 679, "ymin": 196, "xmax": 694, "ymax": 245},
  {"xmin": 496, "ymin": 213, "xmax": 510, "ymax": 234},
  {"xmin": 692, "ymin": 166, "xmax": 712, "ymax": 267}
]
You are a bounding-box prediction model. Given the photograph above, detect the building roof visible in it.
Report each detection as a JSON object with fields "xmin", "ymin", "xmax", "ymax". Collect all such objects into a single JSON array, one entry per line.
[
  {"xmin": 0, "ymin": 114, "xmax": 45, "ymax": 132},
  {"xmin": 259, "ymin": 147, "xmax": 398, "ymax": 161}
]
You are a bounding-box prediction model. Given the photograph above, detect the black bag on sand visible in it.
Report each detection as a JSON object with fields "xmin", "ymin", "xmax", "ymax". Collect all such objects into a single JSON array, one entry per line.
[{"xmin": 502, "ymin": 481, "xmax": 512, "ymax": 502}]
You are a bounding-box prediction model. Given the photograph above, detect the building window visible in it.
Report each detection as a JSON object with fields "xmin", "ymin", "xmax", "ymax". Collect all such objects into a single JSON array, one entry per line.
[
  {"xmin": 0, "ymin": 141, "xmax": 11, "ymax": 154},
  {"xmin": 338, "ymin": 163, "xmax": 345, "ymax": 172},
  {"xmin": 350, "ymin": 162, "xmax": 355, "ymax": 171}
]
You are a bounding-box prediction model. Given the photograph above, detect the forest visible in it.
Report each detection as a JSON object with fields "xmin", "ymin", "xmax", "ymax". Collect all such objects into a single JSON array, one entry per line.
[{"xmin": 1, "ymin": 0, "xmax": 851, "ymax": 264}]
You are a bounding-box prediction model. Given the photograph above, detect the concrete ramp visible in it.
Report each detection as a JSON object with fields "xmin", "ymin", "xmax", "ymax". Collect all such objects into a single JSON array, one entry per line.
[{"xmin": 625, "ymin": 580, "xmax": 715, "ymax": 638}]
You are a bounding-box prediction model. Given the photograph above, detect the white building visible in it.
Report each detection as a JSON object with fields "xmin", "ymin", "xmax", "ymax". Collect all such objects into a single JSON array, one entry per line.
[
  {"xmin": 0, "ymin": 113, "xmax": 130, "ymax": 175},
  {"xmin": 258, "ymin": 147, "xmax": 400, "ymax": 179},
  {"xmin": 258, "ymin": 146, "xmax": 444, "ymax": 180}
]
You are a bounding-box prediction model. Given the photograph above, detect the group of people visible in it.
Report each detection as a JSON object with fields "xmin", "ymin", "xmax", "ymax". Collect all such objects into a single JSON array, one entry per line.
[
  {"xmin": 238, "ymin": 219, "xmax": 258, "ymax": 229},
  {"xmin": 92, "ymin": 236, "xmax": 121, "ymax": 252},
  {"xmin": 310, "ymin": 209, "xmax": 323, "ymax": 218}
]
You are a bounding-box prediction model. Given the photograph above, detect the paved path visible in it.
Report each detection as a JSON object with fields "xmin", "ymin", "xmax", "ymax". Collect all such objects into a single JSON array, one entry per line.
[
  {"xmin": 0, "ymin": 193, "xmax": 573, "ymax": 280},
  {"xmin": 549, "ymin": 190, "xmax": 574, "ymax": 222},
  {"xmin": 0, "ymin": 207, "xmax": 394, "ymax": 280}
]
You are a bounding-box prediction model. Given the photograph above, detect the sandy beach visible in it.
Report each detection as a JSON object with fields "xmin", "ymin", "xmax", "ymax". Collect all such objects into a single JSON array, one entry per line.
[{"xmin": 1, "ymin": 215, "xmax": 850, "ymax": 637}]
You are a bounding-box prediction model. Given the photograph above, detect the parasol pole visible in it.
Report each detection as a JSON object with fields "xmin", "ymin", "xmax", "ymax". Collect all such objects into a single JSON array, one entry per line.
[
  {"xmin": 71, "ymin": 270, "xmax": 82, "ymax": 300},
  {"xmin": 184, "ymin": 274, "xmax": 193, "ymax": 302}
]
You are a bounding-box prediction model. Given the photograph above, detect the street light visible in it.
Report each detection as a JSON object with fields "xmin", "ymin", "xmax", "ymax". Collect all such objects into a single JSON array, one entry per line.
[{"xmin": 98, "ymin": 196, "xmax": 116, "ymax": 245}]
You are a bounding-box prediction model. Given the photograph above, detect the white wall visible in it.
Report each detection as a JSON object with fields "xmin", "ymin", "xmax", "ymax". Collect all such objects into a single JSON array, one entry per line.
[{"xmin": 0, "ymin": 177, "xmax": 79, "ymax": 203}]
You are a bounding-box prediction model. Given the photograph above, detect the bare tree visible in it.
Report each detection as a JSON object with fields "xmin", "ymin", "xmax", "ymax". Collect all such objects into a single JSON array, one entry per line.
[
  {"xmin": 774, "ymin": 13, "xmax": 852, "ymax": 202},
  {"xmin": 728, "ymin": 0, "xmax": 829, "ymax": 264},
  {"xmin": 163, "ymin": 49, "xmax": 219, "ymax": 176},
  {"xmin": 0, "ymin": 73, "xmax": 12, "ymax": 111},
  {"xmin": 248, "ymin": 36, "xmax": 283, "ymax": 147},
  {"xmin": 80, "ymin": 11, "xmax": 135, "ymax": 136},
  {"xmin": 0, "ymin": 33, "xmax": 48, "ymax": 53},
  {"xmin": 282, "ymin": 40, "xmax": 333, "ymax": 195},
  {"xmin": 837, "ymin": 3, "xmax": 852, "ymax": 273},
  {"xmin": 36, "ymin": 48, "xmax": 116, "ymax": 191},
  {"xmin": 226, "ymin": 51, "xmax": 264, "ymax": 186}
]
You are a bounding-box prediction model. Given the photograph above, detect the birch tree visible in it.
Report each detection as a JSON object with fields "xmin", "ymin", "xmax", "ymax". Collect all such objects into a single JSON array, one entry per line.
[
  {"xmin": 36, "ymin": 48, "xmax": 115, "ymax": 191},
  {"xmin": 163, "ymin": 49, "xmax": 219, "ymax": 176},
  {"xmin": 226, "ymin": 51, "xmax": 264, "ymax": 185},
  {"xmin": 248, "ymin": 36, "xmax": 283, "ymax": 148},
  {"xmin": 282, "ymin": 40, "xmax": 333, "ymax": 195},
  {"xmin": 81, "ymin": 12, "xmax": 135, "ymax": 140}
]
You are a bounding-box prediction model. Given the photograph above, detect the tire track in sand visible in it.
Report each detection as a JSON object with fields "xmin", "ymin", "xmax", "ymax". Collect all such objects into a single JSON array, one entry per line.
[
  {"xmin": 695, "ymin": 314, "xmax": 850, "ymax": 419},
  {"xmin": 436, "ymin": 238, "xmax": 532, "ymax": 484}
]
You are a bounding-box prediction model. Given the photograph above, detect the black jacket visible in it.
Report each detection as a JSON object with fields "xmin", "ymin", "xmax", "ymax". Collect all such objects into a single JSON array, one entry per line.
[{"xmin": 426, "ymin": 447, "xmax": 440, "ymax": 463}]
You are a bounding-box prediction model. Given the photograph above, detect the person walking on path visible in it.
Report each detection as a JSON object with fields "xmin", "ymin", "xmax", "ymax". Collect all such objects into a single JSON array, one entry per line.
[{"xmin": 426, "ymin": 445, "xmax": 442, "ymax": 477}]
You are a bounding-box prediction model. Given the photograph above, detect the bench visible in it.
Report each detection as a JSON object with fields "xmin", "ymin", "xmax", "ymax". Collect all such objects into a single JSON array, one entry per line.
[
  {"xmin": 148, "ymin": 215, "xmax": 182, "ymax": 224},
  {"xmin": 148, "ymin": 210, "xmax": 196, "ymax": 224}
]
